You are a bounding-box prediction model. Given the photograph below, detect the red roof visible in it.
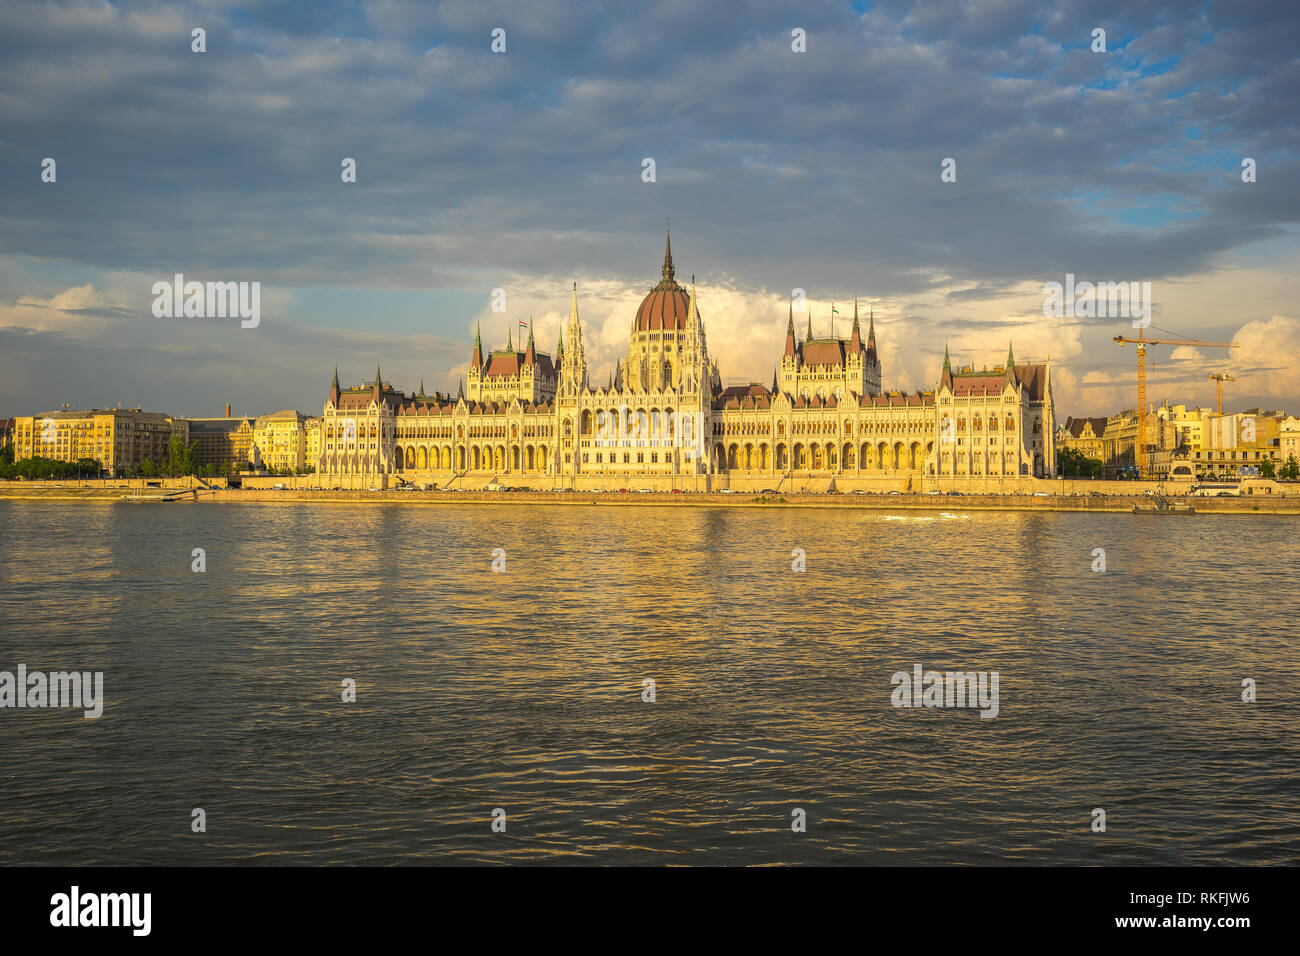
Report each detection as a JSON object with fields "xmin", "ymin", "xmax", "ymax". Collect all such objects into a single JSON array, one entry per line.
[
  {"xmin": 799, "ymin": 340, "xmax": 846, "ymax": 368},
  {"xmin": 635, "ymin": 285, "xmax": 691, "ymax": 331},
  {"xmin": 483, "ymin": 351, "xmax": 555, "ymax": 379}
]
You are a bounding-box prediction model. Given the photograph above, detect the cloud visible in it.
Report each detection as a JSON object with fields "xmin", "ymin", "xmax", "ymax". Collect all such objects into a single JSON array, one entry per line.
[
  {"xmin": 1233, "ymin": 314, "xmax": 1300, "ymax": 400},
  {"xmin": 0, "ymin": 0, "xmax": 1296, "ymax": 418}
]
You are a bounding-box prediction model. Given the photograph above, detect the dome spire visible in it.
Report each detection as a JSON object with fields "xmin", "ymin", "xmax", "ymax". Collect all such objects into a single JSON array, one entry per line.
[{"xmin": 661, "ymin": 219, "xmax": 675, "ymax": 282}]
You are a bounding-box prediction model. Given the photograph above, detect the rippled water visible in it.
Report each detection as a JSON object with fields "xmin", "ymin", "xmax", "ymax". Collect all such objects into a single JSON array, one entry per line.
[{"xmin": 0, "ymin": 500, "xmax": 1296, "ymax": 865}]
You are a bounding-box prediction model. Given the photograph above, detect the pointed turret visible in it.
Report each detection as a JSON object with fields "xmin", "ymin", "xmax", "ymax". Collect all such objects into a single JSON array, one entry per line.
[
  {"xmin": 943, "ymin": 342, "xmax": 951, "ymax": 373},
  {"xmin": 772, "ymin": 367, "xmax": 779, "ymax": 394},
  {"xmin": 661, "ymin": 223, "xmax": 675, "ymax": 283},
  {"xmin": 867, "ymin": 307, "xmax": 877, "ymax": 352},
  {"xmin": 506, "ymin": 326, "xmax": 513, "ymax": 351},
  {"xmin": 1004, "ymin": 341, "xmax": 1018, "ymax": 386},
  {"xmin": 471, "ymin": 321, "xmax": 483, "ymax": 370},
  {"xmin": 457, "ymin": 378, "xmax": 464, "ymax": 401},
  {"xmin": 556, "ymin": 325, "xmax": 564, "ymax": 361},
  {"xmin": 330, "ymin": 366, "xmax": 341, "ymax": 405},
  {"xmin": 784, "ymin": 301, "xmax": 797, "ymax": 357},
  {"xmin": 418, "ymin": 378, "xmax": 425, "ymax": 396},
  {"xmin": 559, "ymin": 282, "xmax": 587, "ymax": 394},
  {"xmin": 806, "ymin": 311, "xmax": 813, "ymax": 341},
  {"xmin": 524, "ymin": 319, "xmax": 536, "ymax": 365},
  {"xmin": 372, "ymin": 364, "xmax": 382, "ymax": 398},
  {"xmin": 850, "ymin": 298, "xmax": 862, "ymax": 352}
]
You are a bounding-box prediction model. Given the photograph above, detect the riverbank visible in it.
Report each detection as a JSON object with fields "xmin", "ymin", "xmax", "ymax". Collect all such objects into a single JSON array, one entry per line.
[{"xmin": 3, "ymin": 485, "xmax": 1298, "ymax": 514}]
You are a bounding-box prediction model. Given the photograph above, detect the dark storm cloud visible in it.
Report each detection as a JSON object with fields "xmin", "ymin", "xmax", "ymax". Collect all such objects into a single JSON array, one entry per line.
[
  {"xmin": 1, "ymin": 0, "xmax": 1294, "ymax": 293},
  {"xmin": 0, "ymin": 0, "xmax": 1295, "ymax": 416}
]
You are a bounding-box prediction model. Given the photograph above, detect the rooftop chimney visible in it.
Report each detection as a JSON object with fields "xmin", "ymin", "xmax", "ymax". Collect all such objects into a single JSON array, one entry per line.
[{"xmin": 225, "ymin": 403, "xmax": 231, "ymax": 418}]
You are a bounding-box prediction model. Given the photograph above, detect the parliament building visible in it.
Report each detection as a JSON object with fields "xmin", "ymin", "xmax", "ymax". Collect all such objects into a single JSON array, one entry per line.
[{"xmin": 315, "ymin": 230, "xmax": 1055, "ymax": 490}]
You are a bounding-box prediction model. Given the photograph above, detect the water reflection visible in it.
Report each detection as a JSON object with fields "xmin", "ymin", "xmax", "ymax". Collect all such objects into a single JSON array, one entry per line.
[{"xmin": 0, "ymin": 501, "xmax": 1296, "ymax": 865}]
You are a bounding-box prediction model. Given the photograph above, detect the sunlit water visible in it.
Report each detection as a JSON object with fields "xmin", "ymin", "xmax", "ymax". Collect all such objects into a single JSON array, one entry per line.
[{"xmin": 0, "ymin": 501, "xmax": 1296, "ymax": 865}]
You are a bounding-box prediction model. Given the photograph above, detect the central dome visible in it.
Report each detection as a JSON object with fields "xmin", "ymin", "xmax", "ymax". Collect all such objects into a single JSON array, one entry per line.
[{"xmin": 634, "ymin": 230, "xmax": 694, "ymax": 332}]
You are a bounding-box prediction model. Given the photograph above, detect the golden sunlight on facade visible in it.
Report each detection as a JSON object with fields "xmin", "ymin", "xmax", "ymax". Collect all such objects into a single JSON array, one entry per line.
[{"xmin": 313, "ymin": 230, "xmax": 1056, "ymax": 491}]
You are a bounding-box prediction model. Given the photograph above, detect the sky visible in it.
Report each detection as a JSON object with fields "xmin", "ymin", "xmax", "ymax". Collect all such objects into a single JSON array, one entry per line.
[{"xmin": 0, "ymin": 0, "xmax": 1296, "ymax": 420}]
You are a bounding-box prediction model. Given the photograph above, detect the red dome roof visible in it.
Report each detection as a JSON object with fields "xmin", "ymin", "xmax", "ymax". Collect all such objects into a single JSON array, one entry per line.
[
  {"xmin": 634, "ymin": 229, "xmax": 695, "ymax": 332},
  {"xmin": 635, "ymin": 285, "xmax": 690, "ymax": 331}
]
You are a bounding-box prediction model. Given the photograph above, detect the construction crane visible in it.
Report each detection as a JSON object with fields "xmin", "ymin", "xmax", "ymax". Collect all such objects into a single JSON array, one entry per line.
[
  {"xmin": 1112, "ymin": 328, "xmax": 1237, "ymax": 479},
  {"xmin": 1207, "ymin": 372, "xmax": 1236, "ymax": 416}
]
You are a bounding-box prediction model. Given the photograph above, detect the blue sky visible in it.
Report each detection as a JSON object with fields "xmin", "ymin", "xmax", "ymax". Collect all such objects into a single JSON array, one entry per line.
[{"xmin": 0, "ymin": 0, "xmax": 1296, "ymax": 418}]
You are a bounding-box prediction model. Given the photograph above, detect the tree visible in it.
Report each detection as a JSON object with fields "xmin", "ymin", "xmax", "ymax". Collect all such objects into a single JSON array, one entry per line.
[
  {"xmin": 1280, "ymin": 455, "xmax": 1300, "ymax": 482},
  {"xmin": 1057, "ymin": 447, "xmax": 1102, "ymax": 479},
  {"xmin": 139, "ymin": 458, "xmax": 157, "ymax": 477},
  {"xmin": 164, "ymin": 436, "xmax": 198, "ymax": 477},
  {"xmin": 1259, "ymin": 457, "xmax": 1277, "ymax": 479}
]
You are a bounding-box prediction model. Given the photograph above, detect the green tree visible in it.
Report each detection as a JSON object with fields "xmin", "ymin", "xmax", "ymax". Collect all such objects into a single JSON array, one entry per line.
[
  {"xmin": 139, "ymin": 458, "xmax": 157, "ymax": 477},
  {"xmin": 164, "ymin": 436, "xmax": 198, "ymax": 477},
  {"xmin": 1259, "ymin": 457, "xmax": 1276, "ymax": 479},
  {"xmin": 1057, "ymin": 447, "xmax": 1103, "ymax": 479},
  {"xmin": 1280, "ymin": 455, "xmax": 1300, "ymax": 482}
]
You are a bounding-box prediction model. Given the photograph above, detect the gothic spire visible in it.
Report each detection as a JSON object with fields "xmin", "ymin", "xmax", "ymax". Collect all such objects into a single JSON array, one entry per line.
[
  {"xmin": 850, "ymin": 297, "xmax": 862, "ymax": 352},
  {"xmin": 661, "ymin": 221, "xmax": 674, "ymax": 283},
  {"xmin": 784, "ymin": 301, "xmax": 797, "ymax": 358}
]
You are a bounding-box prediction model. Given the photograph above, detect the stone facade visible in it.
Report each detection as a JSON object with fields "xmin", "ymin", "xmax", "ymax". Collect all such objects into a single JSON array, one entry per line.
[
  {"xmin": 315, "ymin": 230, "xmax": 1055, "ymax": 490},
  {"xmin": 13, "ymin": 408, "xmax": 186, "ymax": 476}
]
